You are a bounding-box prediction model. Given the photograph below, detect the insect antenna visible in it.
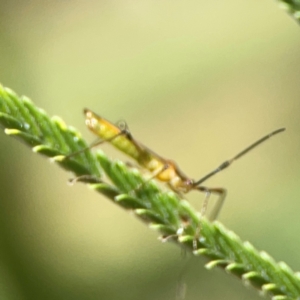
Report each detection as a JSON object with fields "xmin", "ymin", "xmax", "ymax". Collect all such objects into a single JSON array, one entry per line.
[{"xmin": 193, "ymin": 128, "xmax": 285, "ymax": 186}]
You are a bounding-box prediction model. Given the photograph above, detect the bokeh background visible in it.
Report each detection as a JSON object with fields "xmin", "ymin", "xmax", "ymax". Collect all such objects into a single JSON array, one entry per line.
[{"xmin": 0, "ymin": 1, "xmax": 300, "ymax": 299}]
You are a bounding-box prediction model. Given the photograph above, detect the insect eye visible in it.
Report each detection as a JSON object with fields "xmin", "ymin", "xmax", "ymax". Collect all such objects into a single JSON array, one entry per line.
[{"xmin": 117, "ymin": 120, "xmax": 128, "ymax": 131}]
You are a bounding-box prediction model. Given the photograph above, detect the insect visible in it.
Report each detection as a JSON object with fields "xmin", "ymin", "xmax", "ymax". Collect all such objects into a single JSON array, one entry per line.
[{"xmin": 77, "ymin": 108, "xmax": 285, "ymax": 225}]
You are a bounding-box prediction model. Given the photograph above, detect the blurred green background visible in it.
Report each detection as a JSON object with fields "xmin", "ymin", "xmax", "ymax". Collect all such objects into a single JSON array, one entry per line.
[{"xmin": 0, "ymin": 1, "xmax": 300, "ymax": 299}]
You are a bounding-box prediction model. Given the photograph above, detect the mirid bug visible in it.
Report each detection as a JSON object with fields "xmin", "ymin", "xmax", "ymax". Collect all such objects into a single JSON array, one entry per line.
[{"xmin": 77, "ymin": 109, "xmax": 284, "ymax": 225}]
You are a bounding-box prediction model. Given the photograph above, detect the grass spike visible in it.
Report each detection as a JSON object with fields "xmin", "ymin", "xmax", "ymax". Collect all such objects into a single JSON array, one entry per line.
[{"xmin": 0, "ymin": 83, "xmax": 299, "ymax": 299}]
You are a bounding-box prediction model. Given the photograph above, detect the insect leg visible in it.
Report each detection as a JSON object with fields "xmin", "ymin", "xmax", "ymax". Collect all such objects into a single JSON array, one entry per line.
[
  {"xmin": 130, "ymin": 163, "xmax": 170, "ymax": 193},
  {"xmin": 68, "ymin": 174, "xmax": 103, "ymax": 184},
  {"xmin": 65, "ymin": 127, "xmax": 132, "ymax": 183},
  {"xmin": 197, "ymin": 186, "xmax": 227, "ymax": 221},
  {"xmin": 65, "ymin": 130, "xmax": 128, "ymax": 160},
  {"xmin": 192, "ymin": 186, "xmax": 227, "ymax": 249}
]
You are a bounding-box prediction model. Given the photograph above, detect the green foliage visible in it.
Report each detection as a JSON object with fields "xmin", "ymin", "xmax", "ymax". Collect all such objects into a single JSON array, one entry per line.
[
  {"xmin": 278, "ymin": 0, "xmax": 300, "ymax": 23},
  {"xmin": 0, "ymin": 84, "xmax": 300, "ymax": 299}
]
